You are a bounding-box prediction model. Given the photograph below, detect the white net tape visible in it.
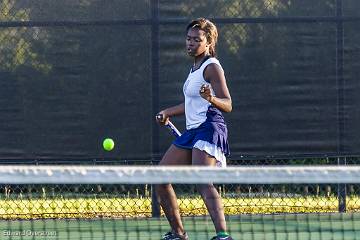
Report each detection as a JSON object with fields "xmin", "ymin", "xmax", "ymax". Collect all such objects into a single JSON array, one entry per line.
[{"xmin": 0, "ymin": 165, "xmax": 359, "ymax": 184}]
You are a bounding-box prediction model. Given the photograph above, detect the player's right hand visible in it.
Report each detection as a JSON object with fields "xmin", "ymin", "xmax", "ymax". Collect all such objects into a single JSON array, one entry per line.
[{"xmin": 155, "ymin": 112, "xmax": 169, "ymax": 125}]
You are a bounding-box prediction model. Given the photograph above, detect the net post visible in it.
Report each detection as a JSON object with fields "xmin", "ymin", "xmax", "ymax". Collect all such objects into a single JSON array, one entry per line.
[
  {"xmin": 336, "ymin": 0, "xmax": 346, "ymax": 214},
  {"xmin": 150, "ymin": 0, "xmax": 161, "ymax": 218},
  {"xmin": 337, "ymin": 157, "xmax": 347, "ymax": 213}
]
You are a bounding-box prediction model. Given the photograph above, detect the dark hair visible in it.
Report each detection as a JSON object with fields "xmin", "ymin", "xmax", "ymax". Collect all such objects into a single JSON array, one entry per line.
[{"xmin": 186, "ymin": 18, "xmax": 218, "ymax": 57}]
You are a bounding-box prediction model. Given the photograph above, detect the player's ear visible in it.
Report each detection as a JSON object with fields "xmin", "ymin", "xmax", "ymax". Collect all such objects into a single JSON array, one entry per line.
[{"xmin": 206, "ymin": 40, "xmax": 211, "ymax": 47}]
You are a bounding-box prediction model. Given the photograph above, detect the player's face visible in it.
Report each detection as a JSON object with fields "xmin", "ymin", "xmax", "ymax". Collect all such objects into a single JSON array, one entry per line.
[{"xmin": 186, "ymin": 28, "xmax": 209, "ymax": 57}]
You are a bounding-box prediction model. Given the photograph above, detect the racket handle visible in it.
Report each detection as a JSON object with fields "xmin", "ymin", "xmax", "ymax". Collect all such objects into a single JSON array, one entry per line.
[
  {"xmin": 156, "ymin": 114, "xmax": 181, "ymax": 137},
  {"xmin": 166, "ymin": 121, "xmax": 181, "ymax": 137}
]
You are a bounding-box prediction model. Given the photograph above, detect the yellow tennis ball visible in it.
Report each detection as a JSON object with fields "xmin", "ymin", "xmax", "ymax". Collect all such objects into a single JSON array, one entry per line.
[{"xmin": 103, "ymin": 138, "xmax": 114, "ymax": 151}]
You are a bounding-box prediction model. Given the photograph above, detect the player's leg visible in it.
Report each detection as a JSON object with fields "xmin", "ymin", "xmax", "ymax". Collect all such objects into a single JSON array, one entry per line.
[
  {"xmin": 192, "ymin": 148, "xmax": 227, "ymax": 234},
  {"xmin": 156, "ymin": 144, "xmax": 192, "ymax": 237}
]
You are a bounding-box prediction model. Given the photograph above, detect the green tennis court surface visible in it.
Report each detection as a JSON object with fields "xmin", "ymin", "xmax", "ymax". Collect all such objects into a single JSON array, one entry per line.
[{"xmin": 1, "ymin": 213, "xmax": 359, "ymax": 240}]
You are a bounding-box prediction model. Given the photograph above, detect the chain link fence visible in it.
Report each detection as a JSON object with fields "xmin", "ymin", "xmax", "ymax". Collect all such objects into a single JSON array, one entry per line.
[
  {"xmin": 1, "ymin": 181, "xmax": 359, "ymax": 220},
  {"xmin": 1, "ymin": 0, "xmax": 360, "ymax": 220}
]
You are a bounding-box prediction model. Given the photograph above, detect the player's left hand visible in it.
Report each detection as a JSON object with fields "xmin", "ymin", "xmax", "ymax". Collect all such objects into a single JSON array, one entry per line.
[{"xmin": 199, "ymin": 84, "xmax": 213, "ymax": 102}]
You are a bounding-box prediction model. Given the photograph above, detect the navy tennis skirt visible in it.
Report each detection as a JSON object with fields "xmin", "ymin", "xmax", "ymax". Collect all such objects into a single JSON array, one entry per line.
[{"xmin": 173, "ymin": 106, "xmax": 230, "ymax": 156}]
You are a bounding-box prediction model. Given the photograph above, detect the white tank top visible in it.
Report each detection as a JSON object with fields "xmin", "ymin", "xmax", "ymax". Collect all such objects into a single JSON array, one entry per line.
[{"xmin": 183, "ymin": 57, "xmax": 223, "ymax": 130}]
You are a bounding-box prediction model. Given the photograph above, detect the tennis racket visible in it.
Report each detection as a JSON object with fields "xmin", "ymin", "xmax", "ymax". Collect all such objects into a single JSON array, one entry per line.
[{"xmin": 156, "ymin": 114, "xmax": 181, "ymax": 138}]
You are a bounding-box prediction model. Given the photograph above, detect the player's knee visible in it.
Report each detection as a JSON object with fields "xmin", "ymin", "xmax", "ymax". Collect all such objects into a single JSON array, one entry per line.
[
  {"xmin": 155, "ymin": 183, "xmax": 171, "ymax": 193},
  {"xmin": 196, "ymin": 184, "xmax": 214, "ymax": 196}
]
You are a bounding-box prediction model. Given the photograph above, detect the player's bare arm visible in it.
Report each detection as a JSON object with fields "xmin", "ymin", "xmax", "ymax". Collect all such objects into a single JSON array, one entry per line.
[
  {"xmin": 156, "ymin": 103, "xmax": 185, "ymax": 124},
  {"xmin": 201, "ymin": 63, "xmax": 232, "ymax": 113}
]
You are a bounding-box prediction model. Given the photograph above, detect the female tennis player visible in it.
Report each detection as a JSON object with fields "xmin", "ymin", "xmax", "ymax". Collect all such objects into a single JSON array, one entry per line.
[{"xmin": 156, "ymin": 18, "xmax": 233, "ymax": 240}]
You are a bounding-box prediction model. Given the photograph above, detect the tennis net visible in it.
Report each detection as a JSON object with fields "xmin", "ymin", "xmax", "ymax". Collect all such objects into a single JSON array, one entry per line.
[{"xmin": 0, "ymin": 165, "xmax": 359, "ymax": 239}]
